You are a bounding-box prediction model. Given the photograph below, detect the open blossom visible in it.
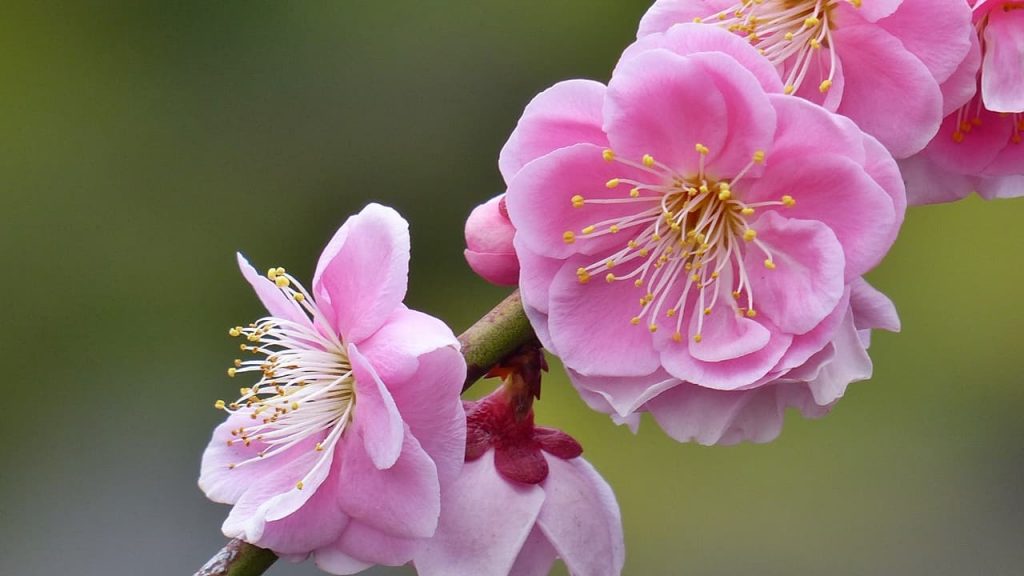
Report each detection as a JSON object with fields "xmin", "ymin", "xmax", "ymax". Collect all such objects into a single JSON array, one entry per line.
[
  {"xmin": 464, "ymin": 194, "xmax": 520, "ymax": 286},
  {"xmin": 415, "ymin": 386, "xmax": 625, "ymax": 576},
  {"xmin": 502, "ymin": 25, "xmax": 905, "ymax": 444},
  {"xmin": 637, "ymin": 0, "xmax": 974, "ymax": 158},
  {"xmin": 902, "ymin": 0, "xmax": 1024, "ymax": 204},
  {"xmin": 198, "ymin": 204, "xmax": 467, "ymax": 573}
]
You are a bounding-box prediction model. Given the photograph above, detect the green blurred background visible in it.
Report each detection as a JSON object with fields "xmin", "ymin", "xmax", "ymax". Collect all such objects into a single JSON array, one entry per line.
[{"xmin": 1, "ymin": 2, "xmax": 1022, "ymax": 575}]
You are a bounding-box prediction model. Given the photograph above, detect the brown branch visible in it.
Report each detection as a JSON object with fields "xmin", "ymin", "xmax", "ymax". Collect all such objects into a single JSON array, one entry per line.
[{"xmin": 196, "ymin": 290, "xmax": 535, "ymax": 576}]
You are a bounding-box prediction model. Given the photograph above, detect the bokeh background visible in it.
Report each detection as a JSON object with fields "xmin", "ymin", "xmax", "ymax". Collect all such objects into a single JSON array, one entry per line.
[{"xmin": 2, "ymin": 2, "xmax": 1022, "ymax": 575}]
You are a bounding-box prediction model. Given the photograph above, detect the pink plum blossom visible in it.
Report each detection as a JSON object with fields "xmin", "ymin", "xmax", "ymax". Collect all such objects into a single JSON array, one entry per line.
[
  {"xmin": 465, "ymin": 194, "xmax": 520, "ymax": 286},
  {"xmin": 198, "ymin": 204, "xmax": 467, "ymax": 574},
  {"xmin": 637, "ymin": 0, "xmax": 975, "ymax": 158},
  {"xmin": 901, "ymin": 0, "xmax": 1024, "ymax": 204},
  {"xmin": 415, "ymin": 387, "xmax": 625, "ymax": 576},
  {"xmin": 502, "ymin": 25, "xmax": 905, "ymax": 444}
]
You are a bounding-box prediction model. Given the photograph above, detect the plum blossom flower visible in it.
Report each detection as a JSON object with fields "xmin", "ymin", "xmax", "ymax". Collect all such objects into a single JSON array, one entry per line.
[
  {"xmin": 415, "ymin": 384, "xmax": 625, "ymax": 576},
  {"xmin": 901, "ymin": 0, "xmax": 1024, "ymax": 204},
  {"xmin": 198, "ymin": 204, "xmax": 467, "ymax": 574},
  {"xmin": 465, "ymin": 194, "xmax": 520, "ymax": 286},
  {"xmin": 637, "ymin": 0, "xmax": 975, "ymax": 158},
  {"xmin": 502, "ymin": 25, "xmax": 905, "ymax": 444}
]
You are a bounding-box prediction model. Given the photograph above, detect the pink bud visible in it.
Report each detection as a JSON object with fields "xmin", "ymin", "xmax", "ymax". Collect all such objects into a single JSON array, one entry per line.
[{"xmin": 464, "ymin": 194, "xmax": 519, "ymax": 286}]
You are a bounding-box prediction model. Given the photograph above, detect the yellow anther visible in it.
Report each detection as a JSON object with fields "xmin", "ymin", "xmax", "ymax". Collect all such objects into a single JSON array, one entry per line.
[
  {"xmin": 214, "ymin": 400, "xmax": 226, "ymax": 410},
  {"xmin": 809, "ymin": 38, "xmax": 821, "ymax": 49},
  {"xmin": 819, "ymin": 79, "xmax": 832, "ymax": 93},
  {"xmin": 602, "ymin": 149, "xmax": 615, "ymax": 161},
  {"xmin": 746, "ymin": 309, "xmax": 757, "ymax": 318},
  {"xmin": 695, "ymin": 143, "xmax": 709, "ymax": 155},
  {"xmin": 850, "ymin": 0, "xmax": 861, "ymax": 7},
  {"xmin": 605, "ymin": 259, "xmax": 615, "ymax": 269},
  {"xmin": 571, "ymin": 194, "xmax": 585, "ymax": 208},
  {"xmin": 229, "ymin": 327, "xmax": 241, "ymax": 337},
  {"xmin": 693, "ymin": 16, "xmax": 703, "ymax": 23},
  {"xmin": 239, "ymin": 387, "xmax": 251, "ymax": 396},
  {"xmin": 784, "ymin": 32, "xmax": 794, "ymax": 41},
  {"xmin": 691, "ymin": 273, "xmax": 700, "ymax": 282},
  {"xmin": 639, "ymin": 248, "xmax": 650, "ymax": 257},
  {"xmin": 642, "ymin": 154, "xmax": 655, "ymax": 167},
  {"xmin": 630, "ymin": 316, "xmax": 641, "ymax": 325},
  {"xmin": 296, "ymin": 481, "xmax": 304, "ymax": 490},
  {"xmin": 605, "ymin": 273, "xmax": 616, "ymax": 283},
  {"xmin": 666, "ymin": 308, "xmax": 677, "ymax": 318},
  {"xmin": 784, "ymin": 84, "xmax": 795, "ymax": 95},
  {"xmin": 563, "ymin": 231, "xmax": 576, "ymax": 244},
  {"xmin": 293, "ymin": 293, "xmax": 305, "ymax": 302},
  {"xmin": 753, "ymin": 150, "xmax": 765, "ymax": 164},
  {"xmin": 694, "ymin": 333, "xmax": 703, "ymax": 343},
  {"xmin": 291, "ymin": 402, "xmax": 299, "ymax": 410},
  {"xmin": 741, "ymin": 207, "xmax": 756, "ymax": 215},
  {"xmin": 274, "ymin": 275, "xmax": 290, "ymax": 288},
  {"xmin": 718, "ymin": 189, "xmax": 732, "ymax": 201},
  {"xmin": 732, "ymin": 290, "xmax": 741, "ymax": 299},
  {"xmin": 704, "ymin": 307, "xmax": 712, "ymax": 315},
  {"xmin": 627, "ymin": 240, "xmax": 638, "ymax": 249},
  {"xmin": 582, "ymin": 225, "xmax": 596, "ymax": 235},
  {"xmin": 804, "ymin": 16, "xmax": 820, "ymax": 27},
  {"xmin": 577, "ymin": 271, "xmax": 591, "ymax": 284},
  {"xmin": 609, "ymin": 225, "xmax": 620, "ymax": 233},
  {"xmin": 234, "ymin": 359, "xmax": 242, "ymax": 367},
  {"xmin": 267, "ymin": 268, "xmax": 278, "ymax": 280},
  {"xmin": 630, "ymin": 187, "xmax": 640, "ymax": 198},
  {"xmin": 711, "ymin": 271, "xmax": 719, "ymax": 279},
  {"xmin": 227, "ymin": 367, "xmax": 237, "ymax": 378},
  {"xmin": 672, "ymin": 332, "xmax": 683, "ymax": 343},
  {"xmin": 652, "ymin": 233, "xmax": 661, "ymax": 242},
  {"xmin": 952, "ymin": 131, "xmax": 964, "ymax": 143},
  {"xmin": 315, "ymin": 442, "xmax": 324, "ymax": 452},
  {"xmin": 606, "ymin": 178, "xmax": 620, "ymax": 189},
  {"xmin": 699, "ymin": 184, "xmax": 710, "ymax": 194},
  {"xmin": 743, "ymin": 229, "xmax": 757, "ymax": 241},
  {"xmin": 649, "ymin": 323, "xmax": 658, "ymax": 333},
  {"xmin": 634, "ymin": 279, "xmax": 644, "ymax": 288},
  {"xmin": 228, "ymin": 464, "xmax": 236, "ymax": 469},
  {"xmin": 781, "ymin": 195, "xmax": 796, "ymax": 207},
  {"xmin": 764, "ymin": 259, "xmax": 776, "ymax": 270}
]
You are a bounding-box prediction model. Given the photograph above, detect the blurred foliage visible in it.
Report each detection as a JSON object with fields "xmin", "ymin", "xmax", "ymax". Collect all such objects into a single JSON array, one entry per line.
[{"xmin": 0, "ymin": 2, "xmax": 1021, "ymax": 575}]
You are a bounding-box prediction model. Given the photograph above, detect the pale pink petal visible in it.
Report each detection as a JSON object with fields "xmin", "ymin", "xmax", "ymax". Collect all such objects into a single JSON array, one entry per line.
[
  {"xmin": 659, "ymin": 324, "xmax": 792, "ymax": 390},
  {"xmin": 768, "ymin": 289, "xmax": 851, "ymax": 376},
  {"xmin": 499, "ymin": 80, "xmax": 608, "ymax": 183},
  {"xmin": 687, "ymin": 294, "xmax": 772, "ymax": 362},
  {"xmin": 571, "ymin": 380, "xmax": 643, "ymax": 433},
  {"xmin": 312, "ymin": 203, "xmax": 410, "ymax": 342},
  {"xmin": 384, "ymin": 347, "xmax": 467, "ymax": 486},
  {"xmin": 256, "ymin": 456, "xmax": 350, "ymax": 555},
  {"xmin": 744, "ymin": 153, "xmax": 896, "ymax": 279},
  {"xmin": 546, "ymin": 257, "xmax": 661, "ymax": 377},
  {"xmin": 199, "ymin": 411, "xmax": 297, "ymax": 505},
  {"xmin": 876, "ymin": 0, "xmax": 973, "ymax": 84},
  {"xmin": 514, "ymin": 236, "xmax": 561, "ymax": 317},
  {"xmin": 506, "ymin": 143, "xmax": 653, "ymax": 260},
  {"xmin": 832, "ymin": 23, "xmax": 943, "ymax": 158},
  {"xmin": 569, "ymin": 367, "xmax": 680, "ymax": 417},
  {"xmin": 899, "ymin": 154, "xmax": 974, "ymax": 205},
  {"xmin": 604, "ymin": 49, "xmax": 776, "ymax": 177},
  {"xmin": 976, "ymin": 174, "xmax": 1024, "ymax": 199},
  {"xmin": 743, "ymin": 212, "xmax": 846, "ymax": 334},
  {"xmin": 465, "ymin": 250, "xmax": 521, "ymax": 286},
  {"xmin": 623, "ymin": 23, "xmax": 783, "ymax": 94},
  {"xmin": 465, "ymin": 194, "xmax": 519, "ymax": 286},
  {"xmin": 637, "ymin": 0, "xmax": 730, "ymax": 36},
  {"xmin": 349, "ymin": 344, "xmax": 404, "ymax": 470},
  {"xmin": 788, "ymin": 46, "xmax": 846, "ymax": 111},
  {"xmin": 237, "ymin": 253, "xmax": 310, "ymax": 329},
  {"xmin": 314, "ymin": 547, "xmax": 373, "ymax": 576},
  {"xmin": 939, "ymin": 31, "xmax": 982, "ymax": 115},
  {"xmin": 508, "ymin": 526, "xmax": 558, "ymax": 576},
  {"xmin": 336, "ymin": 425, "xmax": 440, "ymax": 540},
  {"xmin": 325, "ymin": 521, "xmax": 421, "ymax": 567},
  {"xmin": 850, "ymin": 278, "xmax": 901, "ymax": 332},
  {"xmin": 538, "ymin": 457, "xmax": 625, "ymax": 576},
  {"xmin": 646, "ymin": 382, "xmax": 786, "ymax": 445},
  {"xmin": 356, "ymin": 305, "xmax": 459, "ymax": 384},
  {"xmin": 807, "ymin": 310, "xmax": 872, "ymax": 405},
  {"xmin": 979, "ymin": 123, "xmax": 1024, "ymax": 177},
  {"xmin": 981, "ymin": 5, "xmax": 1024, "ymax": 112},
  {"xmin": 860, "ymin": 132, "xmax": 907, "ymax": 233},
  {"xmin": 415, "ymin": 453, "xmax": 546, "ymax": 576}
]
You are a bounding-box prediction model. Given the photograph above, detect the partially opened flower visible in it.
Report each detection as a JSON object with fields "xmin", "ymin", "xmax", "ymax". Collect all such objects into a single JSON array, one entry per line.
[
  {"xmin": 502, "ymin": 25, "xmax": 904, "ymax": 444},
  {"xmin": 465, "ymin": 194, "xmax": 520, "ymax": 286},
  {"xmin": 637, "ymin": 0, "xmax": 974, "ymax": 158},
  {"xmin": 902, "ymin": 0, "xmax": 1024, "ymax": 204},
  {"xmin": 198, "ymin": 204, "xmax": 467, "ymax": 574},
  {"xmin": 415, "ymin": 381, "xmax": 625, "ymax": 576}
]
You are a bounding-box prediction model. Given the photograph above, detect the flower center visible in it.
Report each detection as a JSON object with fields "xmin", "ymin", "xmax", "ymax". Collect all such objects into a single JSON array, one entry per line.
[
  {"xmin": 565, "ymin": 146, "xmax": 795, "ymax": 344},
  {"xmin": 215, "ymin": 267, "xmax": 354, "ymax": 485},
  {"xmin": 698, "ymin": 0, "xmax": 861, "ymax": 94}
]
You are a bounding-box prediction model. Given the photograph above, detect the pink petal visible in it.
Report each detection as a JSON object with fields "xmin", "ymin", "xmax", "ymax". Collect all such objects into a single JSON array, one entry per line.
[
  {"xmin": 336, "ymin": 427, "xmax": 441, "ymax": 539},
  {"xmin": 981, "ymin": 5, "xmax": 1024, "ymax": 112},
  {"xmin": 356, "ymin": 305, "xmax": 460, "ymax": 384},
  {"xmin": 807, "ymin": 310, "xmax": 872, "ymax": 405},
  {"xmin": 256, "ymin": 457, "xmax": 350, "ymax": 555},
  {"xmin": 236, "ymin": 253, "xmax": 310, "ymax": 329},
  {"xmin": 850, "ymin": 278, "xmax": 900, "ymax": 332},
  {"xmin": 768, "ymin": 289, "xmax": 851, "ymax": 376},
  {"xmin": 860, "ymin": 131, "xmax": 907, "ymax": 234},
  {"xmin": 604, "ymin": 48, "xmax": 776, "ymax": 177},
  {"xmin": 499, "ymin": 80, "xmax": 608, "ymax": 183},
  {"xmin": 876, "ymin": 0, "xmax": 973, "ymax": 84},
  {"xmin": 383, "ymin": 347, "xmax": 467, "ymax": 486},
  {"xmin": 349, "ymin": 344, "xmax": 403, "ymax": 470},
  {"xmin": 537, "ymin": 457, "xmax": 625, "ymax": 576},
  {"xmin": 570, "ymin": 377, "xmax": 643, "ymax": 433},
  {"xmin": 659, "ymin": 322, "xmax": 793, "ymax": 390},
  {"xmin": 514, "ymin": 237, "xmax": 562, "ymax": 317},
  {"xmin": 622, "ymin": 23, "xmax": 783, "ymax": 94},
  {"xmin": 787, "ymin": 45, "xmax": 846, "ymax": 111},
  {"xmin": 314, "ymin": 548, "xmax": 373, "ymax": 575},
  {"xmin": 637, "ymin": 0, "xmax": 727, "ymax": 37},
  {"xmin": 744, "ymin": 153, "xmax": 896, "ymax": 280},
  {"xmin": 546, "ymin": 256, "xmax": 662, "ymax": 377},
  {"xmin": 766, "ymin": 94, "xmax": 866, "ymax": 163},
  {"xmin": 646, "ymin": 382, "xmax": 787, "ymax": 445},
  {"xmin": 312, "ymin": 203, "xmax": 410, "ymax": 343},
  {"xmin": 508, "ymin": 526, "xmax": 558, "ymax": 576},
  {"xmin": 924, "ymin": 107, "xmax": 1013, "ymax": 174},
  {"xmin": 975, "ymin": 174, "xmax": 1024, "ymax": 199},
  {"xmin": 199, "ymin": 411, "xmax": 301, "ymax": 505},
  {"xmin": 898, "ymin": 154, "xmax": 974, "ymax": 205},
  {"xmin": 505, "ymin": 143, "xmax": 652, "ymax": 260},
  {"xmin": 832, "ymin": 23, "xmax": 943, "ymax": 158},
  {"xmin": 569, "ymin": 368, "xmax": 679, "ymax": 417},
  {"xmin": 686, "ymin": 284, "xmax": 772, "ymax": 362},
  {"xmin": 465, "ymin": 194, "xmax": 520, "ymax": 286},
  {"xmin": 743, "ymin": 212, "xmax": 846, "ymax": 335},
  {"xmin": 414, "ymin": 453, "xmax": 546, "ymax": 576},
  {"xmin": 837, "ymin": 0, "xmax": 902, "ymax": 23},
  {"xmin": 465, "ymin": 250, "xmax": 521, "ymax": 286},
  {"xmin": 322, "ymin": 521, "xmax": 421, "ymax": 568}
]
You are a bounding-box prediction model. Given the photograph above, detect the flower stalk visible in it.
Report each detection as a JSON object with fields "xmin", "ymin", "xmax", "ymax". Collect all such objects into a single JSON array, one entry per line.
[{"xmin": 195, "ymin": 289, "xmax": 536, "ymax": 576}]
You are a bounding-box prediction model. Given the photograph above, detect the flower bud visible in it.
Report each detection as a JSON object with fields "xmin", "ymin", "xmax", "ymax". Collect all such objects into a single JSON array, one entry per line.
[{"xmin": 464, "ymin": 194, "xmax": 519, "ymax": 286}]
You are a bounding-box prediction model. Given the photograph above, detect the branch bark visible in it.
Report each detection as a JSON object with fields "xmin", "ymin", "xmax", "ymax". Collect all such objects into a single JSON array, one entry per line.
[{"xmin": 195, "ymin": 290, "xmax": 535, "ymax": 576}]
